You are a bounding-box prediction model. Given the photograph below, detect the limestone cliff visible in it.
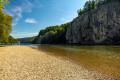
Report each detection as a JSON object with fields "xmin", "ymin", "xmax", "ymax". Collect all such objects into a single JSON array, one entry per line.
[{"xmin": 66, "ymin": 2, "xmax": 120, "ymax": 45}]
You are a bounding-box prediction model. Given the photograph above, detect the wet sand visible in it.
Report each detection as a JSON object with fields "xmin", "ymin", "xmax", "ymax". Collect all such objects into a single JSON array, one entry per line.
[{"xmin": 0, "ymin": 46, "xmax": 115, "ymax": 80}]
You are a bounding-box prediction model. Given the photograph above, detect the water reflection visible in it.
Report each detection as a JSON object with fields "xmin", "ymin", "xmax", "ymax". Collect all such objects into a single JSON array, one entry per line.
[{"xmin": 36, "ymin": 45, "xmax": 120, "ymax": 78}]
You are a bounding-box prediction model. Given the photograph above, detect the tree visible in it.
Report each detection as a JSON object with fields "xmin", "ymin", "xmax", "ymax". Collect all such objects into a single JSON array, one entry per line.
[
  {"xmin": 77, "ymin": 0, "xmax": 120, "ymax": 16},
  {"xmin": 84, "ymin": 1, "xmax": 92, "ymax": 11},
  {"xmin": 0, "ymin": 9, "xmax": 13, "ymax": 43},
  {"xmin": 0, "ymin": 0, "xmax": 15, "ymax": 44},
  {"xmin": 92, "ymin": 0, "xmax": 96, "ymax": 9},
  {"xmin": 0, "ymin": 0, "xmax": 10, "ymax": 9},
  {"xmin": 32, "ymin": 22, "xmax": 71, "ymax": 44}
]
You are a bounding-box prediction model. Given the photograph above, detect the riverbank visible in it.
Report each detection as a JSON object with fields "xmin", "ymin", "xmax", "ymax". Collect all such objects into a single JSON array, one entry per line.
[{"xmin": 0, "ymin": 46, "xmax": 115, "ymax": 80}]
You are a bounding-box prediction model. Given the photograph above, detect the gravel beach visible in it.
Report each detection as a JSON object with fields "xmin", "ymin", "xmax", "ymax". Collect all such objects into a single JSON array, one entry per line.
[{"xmin": 0, "ymin": 46, "xmax": 115, "ymax": 80}]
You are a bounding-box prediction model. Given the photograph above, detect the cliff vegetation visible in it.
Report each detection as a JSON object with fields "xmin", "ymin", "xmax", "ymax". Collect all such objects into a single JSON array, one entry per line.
[{"xmin": 32, "ymin": 22, "xmax": 70, "ymax": 44}]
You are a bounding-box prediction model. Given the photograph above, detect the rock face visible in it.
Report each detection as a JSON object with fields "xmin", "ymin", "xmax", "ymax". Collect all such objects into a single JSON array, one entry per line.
[
  {"xmin": 66, "ymin": 2, "xmax": 120, "ymax": 45},
  {"xmin": 35, "ymin": 32, "xmax": 51, "ymax": 44}
]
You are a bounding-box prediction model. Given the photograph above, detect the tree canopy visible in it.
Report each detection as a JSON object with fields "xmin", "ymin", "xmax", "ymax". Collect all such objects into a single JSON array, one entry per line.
[
  {"xmin": 0, "ymin": 0, "xmax": 10, "ymax": 9},
  {"xmin": 0, "ymin": 0, "xmax": 16, "ymax": 44},
  {"xmin": 32, "ymin": 22, "xmax": 71, "ymax": 44}
]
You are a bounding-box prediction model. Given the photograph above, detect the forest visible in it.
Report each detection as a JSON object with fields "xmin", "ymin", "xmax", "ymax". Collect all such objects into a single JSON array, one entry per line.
[
  {"xmin": 0, "ymin": 0, "xmax": 16, "ymax": 44},
  {"xmin": 17, "ymin": 37, "xmax": 36, "ymax": 43},
  {"xmin": 32, "ymin": 22, "xmax": 71, "ymax": 44}
]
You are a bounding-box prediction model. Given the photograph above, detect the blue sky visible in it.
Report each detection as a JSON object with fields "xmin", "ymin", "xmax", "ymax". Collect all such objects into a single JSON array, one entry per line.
[{"xmin": 3, "ymin": 0, "xmax": 88, "ymax": 38}]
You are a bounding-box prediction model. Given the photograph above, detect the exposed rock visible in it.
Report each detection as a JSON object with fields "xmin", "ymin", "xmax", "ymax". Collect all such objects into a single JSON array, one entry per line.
[
  {"xmin": 36, "ymin": 32, "xmax": 51, "ymax": 44},
  {"xmin": 66, "ymin": 2, "xmax": 120, "ymax": 45}
]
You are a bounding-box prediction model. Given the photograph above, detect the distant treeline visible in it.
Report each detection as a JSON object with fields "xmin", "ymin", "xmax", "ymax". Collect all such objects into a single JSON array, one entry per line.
[
  {"xmin": 17, "ymin": 37, "xmax": 36, "ymax": 43},
  {"xmin": 0, "ymin": 0, "xmax": 17, "ymax": 45},
  {"xmin": 77, "ymin": 0, "xmax": 120, "ymax": 16},
  {"xmin": 32, "ymin": 22, "xmax": 71, "ymax": 44}
]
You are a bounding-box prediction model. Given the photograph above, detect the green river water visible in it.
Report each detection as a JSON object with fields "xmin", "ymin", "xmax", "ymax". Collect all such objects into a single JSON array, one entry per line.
[{"xmin": 35, "ymin": 45, "xmax": 120, "ymax": 78}]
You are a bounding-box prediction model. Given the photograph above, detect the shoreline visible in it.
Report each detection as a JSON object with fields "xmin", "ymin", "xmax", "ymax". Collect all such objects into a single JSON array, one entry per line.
[
  {"xmin": 33, "ymin": 47, "xmax": 117, "ymax": 79},
  {"xmin": 0, "ymin": 46, "xmax": 116, "ymax": 80}
]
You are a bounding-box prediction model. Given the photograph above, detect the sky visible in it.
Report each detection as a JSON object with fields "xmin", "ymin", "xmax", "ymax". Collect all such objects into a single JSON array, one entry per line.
[{"xmin": 3, "ymin": 0, "xmax": 88, "ymax": 38}]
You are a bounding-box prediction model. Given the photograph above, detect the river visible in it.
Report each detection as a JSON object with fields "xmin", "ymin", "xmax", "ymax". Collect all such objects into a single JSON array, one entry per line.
[{"xmin": 2, "ymin": 44, "xmax": 120, "ymax": 78}]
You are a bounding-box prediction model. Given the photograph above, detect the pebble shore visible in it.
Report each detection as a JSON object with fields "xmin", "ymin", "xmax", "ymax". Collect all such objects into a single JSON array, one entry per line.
[{"xmin": 0, "ymin": 46, "xmax": 116, "ymax": 80}]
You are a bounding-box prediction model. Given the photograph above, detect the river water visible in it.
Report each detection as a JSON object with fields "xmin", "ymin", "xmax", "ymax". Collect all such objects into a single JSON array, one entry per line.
[{"xmin": 4, "ymin": 44, "xmax": 120, "ymax": 78}]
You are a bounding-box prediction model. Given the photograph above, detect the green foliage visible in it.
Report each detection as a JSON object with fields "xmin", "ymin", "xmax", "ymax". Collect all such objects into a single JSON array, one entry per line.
[
  {"xmin": 0, "ymin": 0, "xmax": 10, "ymax": 9},
  {"xmin": 7, "ymin": 36, "xmax": 16, "ymax": 44},
  {"xmin": 32, "ymin": 22, "xmax": 71, "ymax": 44},
  {"xmin": 77, "ymin": 0, "xmax": 120, "ymax": 16},
  {"xmin": 0, "ymin": 0, "xmax": 16, "ymax": 44},
  {"xmin": 38, "ymin": 25, "xmax": 59, "ymax": 36},
  {"xmin": 0, "ymin": 36, "xmax": 17, "ymax": 45},
  {"xmin": 0, "ymin": 8, "xmax": 14, "ymax": 44}
]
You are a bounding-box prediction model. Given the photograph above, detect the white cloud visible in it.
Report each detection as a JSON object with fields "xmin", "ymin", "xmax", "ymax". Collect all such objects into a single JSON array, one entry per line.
[
  {"xmin": 3, "ymin": 0, "xmax": 44, "ymax": 26},
  {"xmin": 24, "ymin": 18, "xmax": 37, "ymax": 24},
  {"xmin": 12, "ymin": 7, "xmax": 22, "ymax": 18},
  {"xmin": 3, "ymin": 0, "xmax": 33, "ymax": 26},
  {"xmin": 11, "ymin": 7, "xmax": 23, "ymax": 26},
  {"xmin": 4, "ymin": 0, "xmax": 43, "ymax": 26},
  {"xmin": 12, "ymin": 23, "xmax": 17, "ymax": 27}
]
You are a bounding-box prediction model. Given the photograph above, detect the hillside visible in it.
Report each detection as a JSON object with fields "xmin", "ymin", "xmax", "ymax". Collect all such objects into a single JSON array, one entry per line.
[{"xmin": 33, "ymin": 23, "xmax": 70, "ymax": 44}]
